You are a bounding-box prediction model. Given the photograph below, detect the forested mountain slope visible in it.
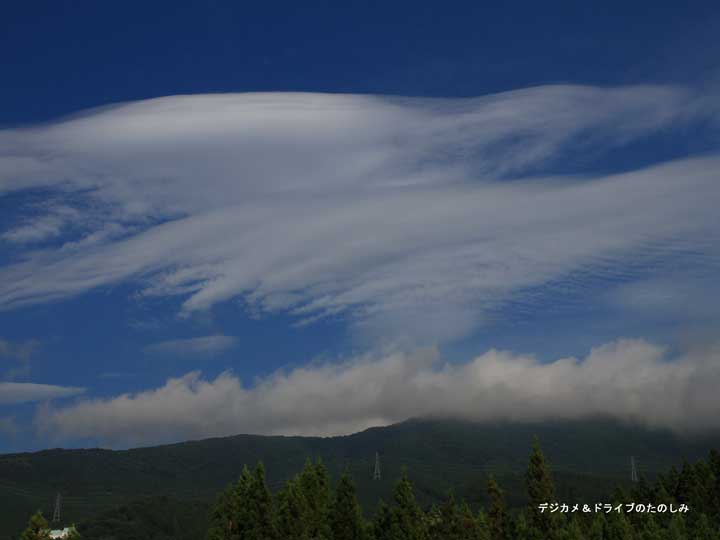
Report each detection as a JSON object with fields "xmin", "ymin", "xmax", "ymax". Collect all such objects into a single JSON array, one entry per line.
[{"xmin": 3, "ymin": 417, "xmax": 719, "ymax": 539}]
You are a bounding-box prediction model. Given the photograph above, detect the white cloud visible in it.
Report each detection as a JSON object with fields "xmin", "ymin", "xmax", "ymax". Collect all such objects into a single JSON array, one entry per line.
[
  {"xmin": 0, "ymin": 87, "xmax": 718, "ymax": 342},
  {"xmin": 35, "ymin": 339, "xmax": 720, "ymax": 447},
  {"xmin": 143, "ymin": 335, "xmax": 238, "ymax": 356},
  {"xmin": 1, "ymin": 205, "xmax": 79, "ymax": 244},
  {"xmin": 0, "ymin": 382, "xmax": 84, "ymax": 405}
]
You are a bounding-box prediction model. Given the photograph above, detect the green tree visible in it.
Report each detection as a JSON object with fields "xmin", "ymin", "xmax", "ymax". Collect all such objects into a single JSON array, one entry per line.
[
  {"xmin": 486, "ymin": 476, "xmax": 512, "ymax": 540},
  {"xmin": 425, "ymin": 504, "xmax": 442, "ymax": 539},
  {"xmin": 298, "ymin": 459, "xmax": 332, "ymax": 540},
  {"xmin": 207, "ymin": 484, "xmax": 237, "ymax": 540},
  {"xmin": 663, "ymin": 466, "xmax": 680, "ymax": 501},
  {"xmin": 20, "ymin": 512, "xmax": 50, "ymax": 540},
  {"xmin": 247, "ymin": 463, "xmax": 276, "ymax": 540},
  {"xmin": 525, "ymin": 438, "xmax": 559, "ymax": 538},
  {"xmin": 330, "ymin": 471, "xmax": 366, "ymax": 540},
  {"xmin": 587, "ymin": 513, "xmax": 606, "ymax": 540},
  {"xmin": 275, "ymin": 477, "xmax": 310, "ymax": 540},
  {"xmin": 605, "ymin": 510, "xmax": 633, "ymax": 540},
  {"xmin": 691, "ymin": 513, "xmax": 719, "ymax": 540},
  {"xmin": 435, "ymin": 491, "xmax": 463, "ymax": 540},
  {"xmin": 459, "ymin": 501, "xmax": 485, "ymax": 540},
  {"xmin": 207, "ymin": 466, "xmax": 253, "ymax": 540},
  {"xmin": 665, "ymin": 513, "xmax": 687, "ymax": 540},
  {"xmin": 709, "ymin": 449, "xmax": 720, "ymax": 516},
  {"xmin": 557, "ymin": 515, "xmax": 583, "ymax": 540},
  {"xmin": 475, "ymin": 510, "xmax": 491, "ymax": 540},
  {"xmin": 388, "ymin": 470, "xmax": 429, "ymax": 540},
  {"xmin": 676, "ymin": 461, "xmax": 703, "ymax": 512},
  {"xmin": 513, "ymin": 510, "xmax": 531, "ymax": 540},
  {"xmin": 638, "ymin": 515, "xmax": 664, "ymax": 540},
  {"xmin": 373, "ymin": 500, "xmax": 393, "ymax": 540}
]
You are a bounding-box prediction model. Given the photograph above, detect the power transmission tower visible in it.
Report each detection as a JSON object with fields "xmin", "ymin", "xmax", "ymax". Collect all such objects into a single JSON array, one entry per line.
[
  {"xmin": 630, "ymin": 456, "xmax": 638, "ymax": 483},
  {"xmin": 373, "ymin": 452, "xmax": 381, "ymax": 480},
  {"xmin": 52, "ymin": 492, "xmax": 61, "ymax": 523}
]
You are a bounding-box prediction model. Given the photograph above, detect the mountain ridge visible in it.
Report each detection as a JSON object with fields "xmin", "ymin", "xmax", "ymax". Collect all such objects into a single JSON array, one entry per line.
[{"xmin": 3, "ymin": 416, "xmax": 719, "ymax": 539}]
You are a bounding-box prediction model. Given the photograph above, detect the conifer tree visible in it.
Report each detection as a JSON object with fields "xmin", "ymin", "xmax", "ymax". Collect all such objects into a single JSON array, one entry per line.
[
  {"xmin": 605, "ymin": 510, "xmax": 633, "ymax": 540},
  {"xmin": 558, "ymin": 515, "xmax": 583, "ymax": 540},
  {"xmin": 475, "ymin": 510, "xmax": 491, "ymax": 540},
  {"xmin": 436, "ymin": 491, "xmax": 463, "ymax": 540},
  {"xmin": 653, "ymin": 482, "xmax": 673, "ymax": 509},
  {"xmin": 275, "ymin": 477, "xmax": 310, "ymax": 540},
  {"xmin": 665, "ymin": 513, "xmax": 687, "ymax": 540},
  {"xmin": 425, "ymin": 503, "xmax": 442, "ymax": 539},
  {"xmin": 247, "ymin": 463, "xmax": 276, "ymax": 540},
  {"xmin": 298, "ymin": 459, "xmax": 332, "ymax": 540},
  {"xmin": 459, "ymin": 501, "xmax": 484, "ymax": 540},
  {"xmin": 373, "ymin": 500, "xmax": 393, "ymax": 540},
  {"xmin": 709, "ymin": 449, "xmax": 720, "ymax": 516},
  {"xmin": 677, "ymin": 461, "xmax": 703, "ymax": 510},
  {"xmin": 691, "ymin": 513, "xmax": 719, "ymax": 540},
  {"xmin": 664, "ymin": 466, "xmax": 681, "ymax": 500},
  {"xmin": 513, "ymin": 510, "xmax": 531, "ymax": 540},
  {"xmin": 207, "ymin": 466, "xmax": 254, "ymax": 540},
  {"xmin": 330, "ymin": 471, "xmax": 366, "ymax": 540},
  {"xmin": 20, "ymin": 511, "xmax": 50, "ymax": 540},
  {"xmin": 207, "ymin": 483, "xmax": 236, "ymax": 540},
  {"xmin": 638, "ymin": 515, "xmax": 664, "ymax": 540},
  {"xmin": 486, "ymin": 476, "xmax": 511, "ymax": 540},
  {"xmin": 525, "ymin": 437, "xmax": 558, "ymax": 538},
  {"xmin": 388, "ymin": 470, "xmax": 429, "ymax": 540},
  {"xmin": 587, "ymin": 513, "xmax": 606, "ymax": 540}
]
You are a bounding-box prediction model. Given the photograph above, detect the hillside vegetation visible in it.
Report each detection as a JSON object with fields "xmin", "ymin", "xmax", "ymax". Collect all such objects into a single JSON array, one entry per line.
[{"xmin": 3, "ymin": 417, "xmax": 719, "ymax": 539}]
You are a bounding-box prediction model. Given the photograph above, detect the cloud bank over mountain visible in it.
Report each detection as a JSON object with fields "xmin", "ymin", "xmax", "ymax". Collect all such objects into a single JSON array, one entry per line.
[{"xmin": 36, "ymin": 339, "xmax": 720, "ymax": 447}]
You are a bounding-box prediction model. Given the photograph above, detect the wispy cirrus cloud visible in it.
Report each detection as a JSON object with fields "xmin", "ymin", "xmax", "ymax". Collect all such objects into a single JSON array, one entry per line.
[
  {"xmin": 35, "ymin": 339, "xmax": 720, "ymax": 447},
  {"xmin": 143, "ymin": 335, "xmax": 238, "ymax": 357},
  {"xmin": 0, "ymin": 86, "xmax": 718, "ymax": 342},
  {"xmin": 1, "ymin": 204, "xmax": 79, "ymax": 244}
]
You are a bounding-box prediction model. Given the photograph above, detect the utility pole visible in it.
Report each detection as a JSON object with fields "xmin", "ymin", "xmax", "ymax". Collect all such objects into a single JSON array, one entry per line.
[
  {"xmin": 373, "ymin": 452, "xmax": 381, "ymax": 481},
  {"xmin": 52, "ymin": 492, "xmax": 61, "ymax": 523}
]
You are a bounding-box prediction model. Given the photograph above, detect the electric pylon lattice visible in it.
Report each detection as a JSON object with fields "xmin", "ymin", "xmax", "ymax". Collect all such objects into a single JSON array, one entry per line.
[
  {"xmin": 52, "ymin": 492, "xmax": 61, "ymax": 523},
  {"xmin": 630, "ymin": 456, "xmax": 638, "ymax": 483}
]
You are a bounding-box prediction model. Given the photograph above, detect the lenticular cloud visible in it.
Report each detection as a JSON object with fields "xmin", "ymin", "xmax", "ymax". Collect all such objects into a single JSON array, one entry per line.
[{"xmin": 0, "ymin": 86, "xmax": 718, "ymax": 342}]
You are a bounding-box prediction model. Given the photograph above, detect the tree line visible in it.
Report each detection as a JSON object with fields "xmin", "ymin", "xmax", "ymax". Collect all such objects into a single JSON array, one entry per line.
[{"xmin": 206, "ymin": 439, "xmax": 720, "ymax": 540}]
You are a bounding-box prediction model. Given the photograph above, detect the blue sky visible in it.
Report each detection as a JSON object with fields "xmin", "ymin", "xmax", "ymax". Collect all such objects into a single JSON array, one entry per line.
[{"xmin": 1, "ymin": 1, "xmax": 719, "ymax": 452}]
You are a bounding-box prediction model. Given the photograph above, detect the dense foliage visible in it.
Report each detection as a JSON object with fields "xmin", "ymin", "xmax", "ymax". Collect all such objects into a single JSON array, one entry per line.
[{"xmin": 206, "ymin": 444, "xmax": 720, "ymax": 540}]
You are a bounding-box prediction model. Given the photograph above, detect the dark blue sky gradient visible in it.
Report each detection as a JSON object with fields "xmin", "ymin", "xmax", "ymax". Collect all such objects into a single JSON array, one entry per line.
[{"xmin": 2, "ymin": 1, "xmax": 719, "ymax": 124}]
